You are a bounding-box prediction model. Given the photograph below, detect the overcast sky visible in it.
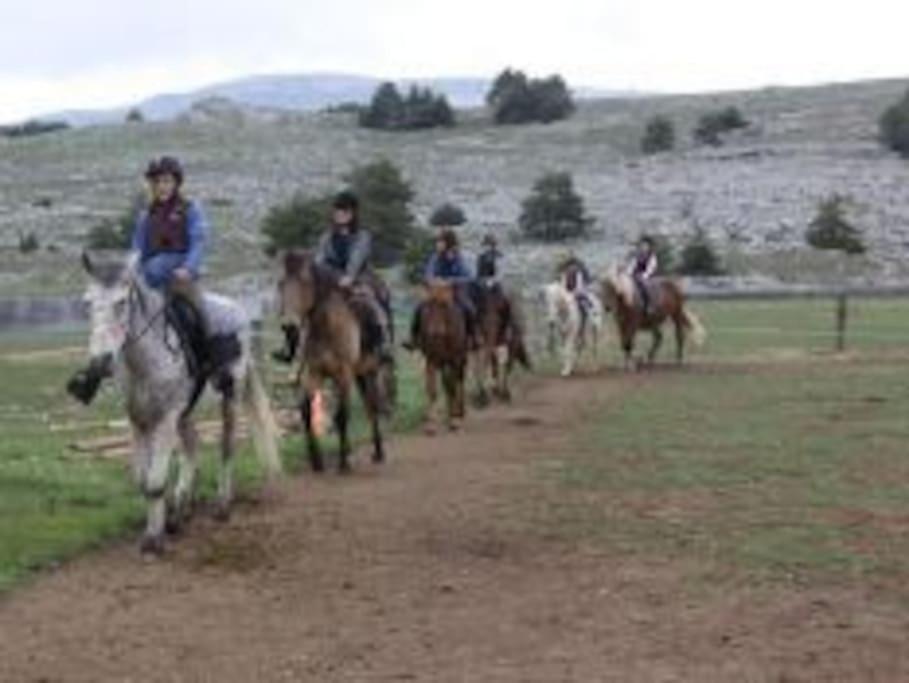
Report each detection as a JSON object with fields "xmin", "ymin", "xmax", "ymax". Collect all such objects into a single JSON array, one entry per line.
[{"xmin": 2, "ymin": 0, "xmax": 908, "ymax": 123}]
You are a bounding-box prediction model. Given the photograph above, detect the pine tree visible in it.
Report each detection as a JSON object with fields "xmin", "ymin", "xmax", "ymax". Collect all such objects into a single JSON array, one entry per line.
[
  {"xmin": 805, "ymin": 194, "xmax": 866, "ymax": 255},
  {"xmin": 518, "ymin": 172, "xmax": 593, "ymax": 241}
]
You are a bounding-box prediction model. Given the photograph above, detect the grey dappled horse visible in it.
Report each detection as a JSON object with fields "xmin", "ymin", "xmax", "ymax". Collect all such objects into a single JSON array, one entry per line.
[{"xmin": 81, "ymin": 252, "xmax": 281, "ymax": 555}]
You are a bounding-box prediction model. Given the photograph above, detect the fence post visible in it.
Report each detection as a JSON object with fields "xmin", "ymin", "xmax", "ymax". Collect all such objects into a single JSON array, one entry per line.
[{"xmin": 835, "ymin": 292, "xmax": 848, "ymax": 352}]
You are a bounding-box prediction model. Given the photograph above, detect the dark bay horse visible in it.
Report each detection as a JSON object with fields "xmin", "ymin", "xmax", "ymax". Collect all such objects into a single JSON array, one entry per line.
[
  {"xmin": 279, "ymin": 250, "xmax": 392, "ymax": 473},
  {"xmin": 474, "ymin": 282, "xmax": 531, "ymax": 403},
  {"xmin": 601, "ymin": 269, "xmax": 706, "ymax": 369},
  {"xmin": 416, "ymin": 281, "xmax": 470, "ymax": 433}
]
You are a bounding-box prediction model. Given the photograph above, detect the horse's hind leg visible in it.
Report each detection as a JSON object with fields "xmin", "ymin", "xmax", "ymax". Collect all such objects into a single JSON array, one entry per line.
[
  {"xmin": 673, "ymin": 316, "xmax": 685, "ymax": 365},
  {"xmin": 334, "ymin": 381, "xmax": 352, "ymax": 474},
  {"xmin": 472, "ymin": 348, "xmax": 490, "ymax": 408},
  {"xmin": 648, "ymin": 327, "xmax": 663, "ymax": 367},
  {"xmin": 423, "ymin": 362, "xmax": 440, "ymax": 435},
  {"xmin": 168, "ymin": 416, "xmax": 199, "ymax": 535},
  {"xmin": 215, "ymin": 394, "xmax": 238, "ymax": 521},
  {"xmin": 357, "ymin": 374, "xmax": 385, "ymax": 464}
]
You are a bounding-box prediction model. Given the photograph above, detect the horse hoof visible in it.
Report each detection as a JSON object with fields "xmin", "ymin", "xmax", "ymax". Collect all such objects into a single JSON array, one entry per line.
[
  {"xmin": 338, "ymin": 462, "xmax": 353, "ymax": 475},
  {"xmin": 139, "ymin": 535, "xmax": 165, "ymax": 557},
  {"xmin": 423, "ymin": 423, "xmax": 437, "ymax": 436},
  {"xmin": 448, "ymin": 421, "xmax": 461, "ymax": 433},
  {"xmin": 309, "ymin": 458, "xmax": 325, "ymax": 474}
]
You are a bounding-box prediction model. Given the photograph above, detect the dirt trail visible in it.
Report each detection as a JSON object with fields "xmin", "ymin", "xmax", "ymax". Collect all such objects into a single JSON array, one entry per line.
[{"xmin": 1, "ymin": 369, "xmax": 908, "ymax": 682}]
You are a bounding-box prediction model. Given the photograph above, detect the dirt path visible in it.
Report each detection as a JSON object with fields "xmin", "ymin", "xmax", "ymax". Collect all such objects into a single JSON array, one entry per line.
[{"xmin": 1, "ymin": 370, "xmax": 908, "ymax": 682}]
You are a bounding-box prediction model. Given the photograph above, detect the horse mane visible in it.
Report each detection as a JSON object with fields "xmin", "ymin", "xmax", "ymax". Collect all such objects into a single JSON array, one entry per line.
[{"xmin": 604, "ymin": 267, "xmax": 635, "ymax": 309}]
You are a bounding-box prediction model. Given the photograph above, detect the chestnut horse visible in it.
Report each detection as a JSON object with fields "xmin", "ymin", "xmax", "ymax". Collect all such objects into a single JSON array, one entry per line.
[
  {"xmin": 474, "ymin": 282, "xmax": 531, "ymax": 403},
  {"xmin": 278, "ymin": 250, "xmax": 392, "ymax": 473},
  {"xmin": 601, "ymin": 269, "xmax": 706, "ymax": 369},
  {"xmin": 416, "ymin": 281, "xmax": 470, "ymax": 433}
]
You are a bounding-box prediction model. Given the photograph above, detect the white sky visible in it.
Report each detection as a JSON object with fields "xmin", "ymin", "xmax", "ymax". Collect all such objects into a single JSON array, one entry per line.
[{"xmin": 2, "ymin": 0, "xmax": 908, "ymax": 123}]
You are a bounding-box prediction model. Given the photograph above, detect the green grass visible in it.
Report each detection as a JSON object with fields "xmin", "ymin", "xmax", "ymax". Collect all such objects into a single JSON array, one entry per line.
[
  {"xmin": 0, "ymin": 325, "xmax": 427, "ymax": 592},
  {"xmin": 550, "ymin": 356, "xmax": 909, "ymax": 591}
]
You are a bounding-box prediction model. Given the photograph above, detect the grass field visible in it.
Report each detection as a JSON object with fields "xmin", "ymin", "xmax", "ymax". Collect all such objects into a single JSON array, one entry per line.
[{"xmin": 1, "ymin": 295, "xmax": 908, "ymax": 593}]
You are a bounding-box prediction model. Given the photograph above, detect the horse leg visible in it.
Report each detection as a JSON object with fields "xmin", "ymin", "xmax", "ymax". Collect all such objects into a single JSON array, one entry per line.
[
  {"xmin": 137, "ymin": 413, "xmax": 178, "ymax": 555},
  {"xmin": 622, "ymin": 332, "xmax": 636, "ymax": 372},
  {"xmin": 447, "ymin": 363, "xmax": 465, "ymax": 430},
  {"xmin": 562, "ymin": 327, "xmax": 577, "ymax": 377},
  {"xmin": 335, "ymin": 379, "xmax": 352, "ymax": 474},
  {"xmin": 471, "ymin": 348, "xmax": 490, "ymax": 408},
  {"xmin": 547, "ymin": 322, "xmax": 557, "ymax": 356},
  {"xmin": 424, "ymin": 362, "xmax": 440, "ymax": 435},
  {"xmin": 357, "ymin": 374, "xmax": 385, "ymax": 464},
  {"xmin": 300, "ymin": 381, "xmax": 324, "ymax": 473},
  {"xmin": 648, "ymin": 326, "xmax": 663, "ymax": 367},
  {"xmin": 674, "ymin": 316, "xmax": 686, "ymax": 364},
  {"xmin": 500, "ymin": 345, "xmax": 513, "ymax": 402},
  {"xmin": 214, "ymin": 392, "xmax": 238, "ymax": 521},
  {"xmin": 168, "ymin": 416, "xmax": 199, "ymax": 535}
]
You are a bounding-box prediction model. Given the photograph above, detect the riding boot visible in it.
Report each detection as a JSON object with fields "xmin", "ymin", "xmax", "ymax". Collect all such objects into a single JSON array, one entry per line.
[
  {"xmin": 66, "ymin": 353, "xmax": 113, "ymax": 405},
  {"xmin": 169, "ymin": 278, "xmax": 236, "ymax": 388},
  {"xmin": 271, "ymin": 323, "xmax": 300, "ymax": 364}
]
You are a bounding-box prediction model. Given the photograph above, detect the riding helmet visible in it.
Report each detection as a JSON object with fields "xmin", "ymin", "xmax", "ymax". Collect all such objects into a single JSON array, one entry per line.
[{"xmin": 145, "ymin": 156, "xmax": 185, "ymax": 185}]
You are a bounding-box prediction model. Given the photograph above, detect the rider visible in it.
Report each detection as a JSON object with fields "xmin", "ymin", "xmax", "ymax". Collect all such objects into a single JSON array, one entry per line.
[
  {"xmin": 272, "ymin": 190, "xmax": 392, "ymax": 363},
  {"xmin": 626, "ymin": 235, "xmax": 659, "ymax": 317},
  {"xmin": 68, "ymin": 156, "xmax": 227, "ymax": 403},
  {"xmin": 403, "ymin": 228, "xmax": 476, "ymax": 351},
  {"xmin": 556, "ymin": 250, "xmax": 594, "ymax": 316},
  {"xmin": 475, "ymin": 233, "xmax": 504, "ymax": 283}
]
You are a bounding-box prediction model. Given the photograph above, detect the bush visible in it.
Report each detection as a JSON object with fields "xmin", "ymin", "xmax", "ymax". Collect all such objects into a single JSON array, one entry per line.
[
  {"xmin": 261, "ymin": 193, "xmax": 331, "ymax": 257},
  {"xmin": 429, "ymin": 202, "xmax": 467, "ymax": 227},
  {"xmin": 86, "ymin": 199, "xmax": 142, "ymax": 250},
  {"xmin": 519, "ymin": 172, "xmax": 593, "ymax": 241},
  {"xmin": 641, "ymin": 116, "xmax": 675, "ymax": 154},
  {"xmin": 0, "ymin": 119, "xmax": 70, "ymax": 138},
  {"xmin": 402, "ymin": 229, "xmax": 437, "ymax": 284},
  {"xmin": 126, "ymin": 108, "xmax": 144, "ymax": 123},
  {"xmin": 693, "ymin": 106, "xmax": 749, "ymax": 147},
  {"xmin": 359, "ymin": 82, "xmax": 455, "ymax": 131},
  {"xmin": 346, "ymin": 159, "xmax": 418, "ymax": 264},
  {"xmin": 487, "ymin": 69, "xmax": 575, "ymax": 125},
  {"xmin": 805, "ymin": 194, "xmax": 866, "ymax": 255},
  {"xmin": 18, "ymin": 232, "xmax": 39, "ymax": 254},
  {"xmin": 678, "ymin": 227, "xmax": 725, "ymax": 275},
  {"xmin": 879, "ymin": 89, "xmax": 909, "ymax": 158}
]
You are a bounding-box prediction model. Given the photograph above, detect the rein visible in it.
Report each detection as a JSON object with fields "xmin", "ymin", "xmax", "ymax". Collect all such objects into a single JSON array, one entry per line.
[{"xmin": 122, "ymin": 282, "xmax": 180, "ymax": 356}]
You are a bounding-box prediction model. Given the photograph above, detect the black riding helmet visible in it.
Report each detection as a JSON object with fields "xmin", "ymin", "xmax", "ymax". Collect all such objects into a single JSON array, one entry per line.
[
  {"xmin": 332, "ymin": 190, "xmax": 360, "ymax": 228},
  {"xmin": 145, "ymin": 156, "xmax": 184, "ymax": 185}
]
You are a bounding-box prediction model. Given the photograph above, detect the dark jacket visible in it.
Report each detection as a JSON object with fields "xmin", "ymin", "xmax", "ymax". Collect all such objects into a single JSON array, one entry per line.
[
  {"xmin": 476, "ymin": 248, "xmax": 503, "ymax": 279},
  {"xmin": 131, "ymin": 198, "xmax": 208, "ymax": 289},
  {"xmin": 315, "ymin": 227, "xmax": 372, "ymax": 279}
]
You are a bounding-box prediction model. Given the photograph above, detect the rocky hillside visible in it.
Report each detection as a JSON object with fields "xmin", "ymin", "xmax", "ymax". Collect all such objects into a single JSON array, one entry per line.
[{"xmin": 1, "ymin": 77, "xmax": 908, "ymax": 295}]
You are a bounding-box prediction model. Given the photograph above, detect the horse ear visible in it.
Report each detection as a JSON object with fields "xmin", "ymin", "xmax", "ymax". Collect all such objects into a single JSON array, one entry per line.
[{"xmin": 283, "ymin": 250, "xmax": 305, "ymax": 276}]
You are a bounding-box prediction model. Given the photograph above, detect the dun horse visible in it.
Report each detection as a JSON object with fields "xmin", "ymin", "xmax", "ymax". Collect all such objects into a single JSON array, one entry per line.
[
  {"xmin": 601, "ymin": 269, "xmax": 706, "ymax": 369},
  {"xmin": 78, "ymin": 252, "xmax": 281, "ymax": 555},
  {"xmin": 474, "ymin": 283, "xmax": 531, "ymax": 403},
  {"xmin": 415, "ymin": 281, "xmax": 470, "ymax": 433},
  {"xmin": 279, "ymin": 250, "xmax": 392, "ymax": 473},
  {"xmin": 541, "ymin": 281, "xmax": 604, "ymax": 377}
]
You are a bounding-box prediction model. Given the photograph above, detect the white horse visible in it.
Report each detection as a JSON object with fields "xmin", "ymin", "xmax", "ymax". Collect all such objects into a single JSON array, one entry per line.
[
  {"xmin": 80, "ymin": 251, "xmax": 281, "ymax": 555},
  {"xmin": 541, "ymin": 281, "xmax": 604, "ymax": 377}
]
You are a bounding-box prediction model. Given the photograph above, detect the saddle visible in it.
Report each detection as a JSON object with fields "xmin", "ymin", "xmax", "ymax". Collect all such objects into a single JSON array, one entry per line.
[
  {"xmin": 165, "ymin": 295, "xmax": 241, "ymax": 389},
  {"xmin": 632, "ymin": 278, "xmax": 662, "ymax": 318}
]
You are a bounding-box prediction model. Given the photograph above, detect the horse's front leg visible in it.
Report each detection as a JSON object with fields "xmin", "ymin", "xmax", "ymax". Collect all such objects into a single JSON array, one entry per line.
[
  {"xmin": 561, "ymin": 327, "xmax": 578, "ymax": 377},
  {"xmin": 622, "ymin": 333, "xmax": 636, "ymax": 372},
  {"xmin": 134, "ymin": 413, "xmax": 178, "ymax": 555},
  {"xmin": 335, "ymin": 376, "xmax": 352, "ymax": 474},
  {"xmin": 357, "ymin": 374, "xmax": 385, "ymax": 464},
  {"xmin": 471, "ymin": 347, "xmax": 490, "ymax": 408},
  {"xmin": 674, "ymin": 317, "xmax": 685, "ymax": 365},
  {"xmin": 424, "ymin": 361, "xmax": 440, "ymax": 435},
  {"xmin": 215, "ymin": 392, "xmax": 238, "ymax": 521},
  {"xmin": 168, "ymin": 416, "xmax": 199, "ymax": 535}
]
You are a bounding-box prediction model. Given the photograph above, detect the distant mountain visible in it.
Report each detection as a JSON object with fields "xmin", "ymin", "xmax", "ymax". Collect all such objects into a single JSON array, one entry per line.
[{"xmin": 46, "ymin": 73, "xmax": 637, "ymax": 127}]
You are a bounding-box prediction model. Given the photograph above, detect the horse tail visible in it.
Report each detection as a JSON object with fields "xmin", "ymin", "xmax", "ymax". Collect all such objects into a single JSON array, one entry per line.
[
  {"xmin": 243, "ymin": 361, "xmax": 283, "ymax": 479},
  {"xmin": 682, "ymin": 308, "xmax": 707, "ymax": 347}
]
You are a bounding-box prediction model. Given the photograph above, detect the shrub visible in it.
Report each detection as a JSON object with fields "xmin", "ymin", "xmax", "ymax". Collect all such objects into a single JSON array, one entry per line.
[
  {"xmin": 261, "ymin": 193, "xmax": 331, "ymax": 257},
  {"xmin": 0, "ymin": 120, "xmax": 70, "ymax": 138},
  {"xmin": 402, "ymin": 229, "xmax": 437, "ymax": 284},
  {"xmin": 678, "ymin": 227, "xmax": 725, "ymax": 275},
  {"xmin": 641, "ymin": 116, "xmax": 675, "ymax": 154},
  {"xmin": 359, "ymin": 82, "xmax": 455, "ymax": 131},
  {"xmin": 487, "ymin": 69, "xmax": 575, "ymax": 125},
  {"xmin": 693, "ymin": 106, "xmax": 749, "ymax": 147},
  {"xmin": 86, "ymin": 199, "xmax": 143, "ymax": 250},
  {"xmin": 429, "ymin": 202, "xmax": 467, "ymax": 227},
  {"xmin": 18, "ymin": 232, "xmax": 39, "ymax": 254},
  {"xmin": 805, "ymin": 194, "xmax": 866, "ymax": 254},
  {"xmin": 879, "ymin": 89, "xmax": 909, "ymax": 158},
  {"xmin": 518, "ymin": 172, "xmax": 593, "ymax": 241},
  {"xmin": 126, "ymin": 108, "xmax": 144, "ymax": 123}
]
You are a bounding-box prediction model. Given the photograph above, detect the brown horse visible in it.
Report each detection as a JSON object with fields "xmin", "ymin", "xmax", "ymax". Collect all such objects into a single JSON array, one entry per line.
[
  {"xmin": 279, "ymin": 250, "xmax": 392, "ymax": 473},
  {"xmin": 416, "ymin": 281, "xmax": 469, "ymax": 433},
  {"xmin": 474, "ymin": 282, "xmax": 531, "ymax": 404},
  {"xmin": 601, "ymin": 269, "xmax": 706, "ymax": 369}
]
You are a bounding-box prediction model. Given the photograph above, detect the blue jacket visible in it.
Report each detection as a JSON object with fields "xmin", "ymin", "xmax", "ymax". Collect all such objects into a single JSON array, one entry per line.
[
  {"xmin": 131, "ymin": 200, "xmax": 208, "ymax": 290},
  {"xmin": 425, "ymin": 251, "xmax": 473, "ymax": 283}
]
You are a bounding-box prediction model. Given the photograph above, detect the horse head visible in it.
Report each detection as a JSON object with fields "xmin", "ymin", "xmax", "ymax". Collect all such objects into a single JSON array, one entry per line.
[
  {"xmin": 601, "ymin": 265, "xmax": 634, "ymax": 312},
  {"xmin": 279, "ymin": 249, "xmax": 335, "ymax": 322},
  {"xmin": 81, "ymin": 250, "xmax": 145, "ymax": 361}
]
